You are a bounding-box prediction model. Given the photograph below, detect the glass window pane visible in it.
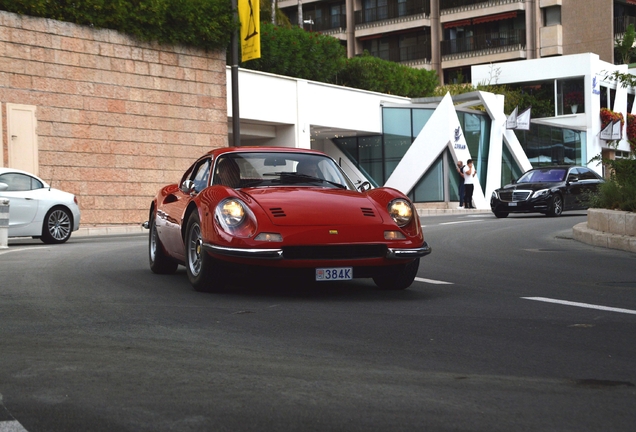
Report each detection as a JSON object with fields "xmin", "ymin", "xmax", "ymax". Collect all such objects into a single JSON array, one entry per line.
[{"xmin": 411, "ymin": 155, "xmax": 444, "ymax": 202}]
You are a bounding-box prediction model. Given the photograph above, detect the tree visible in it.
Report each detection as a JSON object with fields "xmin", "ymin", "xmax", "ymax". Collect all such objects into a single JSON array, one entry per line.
[{"xmin": 616, "ymin": 23, "xmax": 636, "ymax": 65}]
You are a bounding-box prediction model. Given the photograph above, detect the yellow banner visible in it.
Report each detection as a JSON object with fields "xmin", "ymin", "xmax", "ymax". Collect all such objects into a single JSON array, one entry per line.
[{"xmin": 239, "ymin": 0, "xmax": 260, "ymax": 62}]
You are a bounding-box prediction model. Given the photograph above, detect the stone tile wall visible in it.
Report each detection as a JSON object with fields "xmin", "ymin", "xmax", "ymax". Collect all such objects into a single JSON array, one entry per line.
[{"xmin": 0, "ymin": 11, "xmax": 227, "ymax": 225}]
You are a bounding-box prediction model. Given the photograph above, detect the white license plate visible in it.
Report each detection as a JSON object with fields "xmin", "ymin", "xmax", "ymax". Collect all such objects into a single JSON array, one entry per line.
[
  {"xmin": 508, "ymin": 202, "xmax": 517, "ymax": 206},
  {"xmin": 316, "ymin": 267, "xmax": 353, "ymax": 281}
]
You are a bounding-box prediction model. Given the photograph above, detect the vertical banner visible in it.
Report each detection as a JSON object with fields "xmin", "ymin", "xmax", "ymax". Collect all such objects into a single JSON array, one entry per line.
[
  {"xmin": 506, "ymin": 106, "xmax": 518, "ymax": 129},
  {"xmin": 239, "ymin": 0, "xmax": 260, "ymax": 62},
  {"xmin": 515, "ymin": 107, "xmax": 531, "ymax": 131}
]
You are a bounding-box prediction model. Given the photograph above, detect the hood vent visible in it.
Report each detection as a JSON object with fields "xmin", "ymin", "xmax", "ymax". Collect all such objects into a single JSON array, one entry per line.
[
  {"xmin": 269, "ymin": 207, "xmax": 286, "ymax": 217},
  {"xmin": 361, "ymin": 207, "xmax": 376, "ymax": 217}
]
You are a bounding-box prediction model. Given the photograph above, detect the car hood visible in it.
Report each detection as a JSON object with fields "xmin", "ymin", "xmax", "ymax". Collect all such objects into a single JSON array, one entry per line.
[
  {"xmin": 498, "ymin": 182, "xmax": 561, "ymax": 192},
  {"xmin": 242, "ymin": 187, "xmax": 387, "ymax": 226}
]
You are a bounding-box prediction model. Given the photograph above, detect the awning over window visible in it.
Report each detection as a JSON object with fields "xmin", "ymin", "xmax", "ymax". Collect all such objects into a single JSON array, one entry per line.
[
  {"xmin": 472, "ymin": 11, "xmax": 517, "ymax": 24},
  {"xmin": 627, "ymin": 0, "xmax": 636, "ymax": 5},
  {"xmin": 443, "ymin": 19, "xmax": 471, "ymax": 29}
]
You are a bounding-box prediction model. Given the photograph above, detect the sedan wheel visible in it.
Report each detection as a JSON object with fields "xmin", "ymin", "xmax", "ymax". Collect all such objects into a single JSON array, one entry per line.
[
  {"xmin": 149, "ymin": 214, "xmax": 178, "ymax": 274},
  {"xmin": 547, "ymin": 194, "xmax": 563, "ymax": 217},
  {"xmin": 40, "ymin": 206, "xmax": 72, "ymax": 244},
  {"xmin": 494, "ymin": 211, "xmax": 509, "ymax": 218},
  {"xmin": 185, "ymin": 211, "xmax": 225, "ymax": 292},
  {"xmin": 372, "ymin": 258, "xmax": 419, "ymax": 290}
]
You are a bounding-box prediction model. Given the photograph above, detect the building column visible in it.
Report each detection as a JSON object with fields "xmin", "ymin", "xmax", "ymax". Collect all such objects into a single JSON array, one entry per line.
[
  {"xmin": 525, "ymin": 0, "xmax": 540, "ymax": 59},
  {"xmin": 431, "ymin": 0, "xmax": 442, "ymax": 84},
  {"xmin": 346, "ymin": 0, "xmax": 355, "ymax": 58}
]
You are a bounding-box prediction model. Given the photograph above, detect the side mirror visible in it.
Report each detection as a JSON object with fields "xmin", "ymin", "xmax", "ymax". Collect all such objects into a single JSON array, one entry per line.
[
  {"xmin": 357, "ymin": 181, "xmax": 372, "ymax": 192},
  {"xmin": 567, "ymin": 175, "xmax": 579, "ymax": 183},
  {"xmin": 0, "ymin": 182, "xmax": 8, "ymax": 192},
  {"xmin": 180, "ymin": 179, "xmax": 196, "ymax": 194}
]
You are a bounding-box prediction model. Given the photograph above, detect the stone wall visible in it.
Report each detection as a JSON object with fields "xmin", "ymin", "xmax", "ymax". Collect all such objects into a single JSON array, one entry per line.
[
  {"xmin": 573, "ymin": 209, "xmax": 636, "ymax": 253},
  {"xmin": 0, "ymin": 11, "xmax": 227, "ymax": 225}
]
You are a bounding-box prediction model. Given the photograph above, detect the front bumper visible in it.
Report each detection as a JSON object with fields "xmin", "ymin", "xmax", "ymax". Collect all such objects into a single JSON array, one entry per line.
[
  {"xmin": 490, "ymin": 196, "xmax": 551, "ymax": 214},
  {"xmin": 203, "ymin": 241, "xmax": 432, "ymax": 261}
]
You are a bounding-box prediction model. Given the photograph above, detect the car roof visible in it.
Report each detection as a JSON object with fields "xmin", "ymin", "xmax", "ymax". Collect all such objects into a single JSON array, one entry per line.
[{"xmin": 201, "ymin": 146, "xmax": 328, "ymax": 158}]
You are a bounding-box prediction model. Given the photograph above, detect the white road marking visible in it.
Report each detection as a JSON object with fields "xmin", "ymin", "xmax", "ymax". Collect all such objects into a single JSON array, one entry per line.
[
  {"xmin": 0, "ymin": 420, "xmax": 29, "ymax": 432},
  {"xmin": 0, "ymin": 247, "xmax": 51, "ymax": 256},
  {"xmin": 522, "ymin": 297, "xmax": 636, "ymax": 315},
  {"xmin": 415, "ymin": 277, "xmax": 454, "ymax": 285},
  {"xmin": 439, "ymin": 219, "xmax": 485, "ymax": 225}
]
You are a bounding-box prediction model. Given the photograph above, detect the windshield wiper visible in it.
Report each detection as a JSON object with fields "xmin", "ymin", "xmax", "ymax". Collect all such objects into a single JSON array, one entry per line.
[{"xmin": 264, "ymin": 172, "xmax": 347, "ymax": 189}]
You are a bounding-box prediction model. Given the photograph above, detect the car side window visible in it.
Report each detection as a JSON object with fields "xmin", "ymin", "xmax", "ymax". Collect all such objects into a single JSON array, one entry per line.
[
  {"xmin": 0, "ymin": 173, "xmax": 43, "ymax": 191},
  {"xmin": 577, "ymin": 168, "xmax": 599, "ymax": 181},
  {"xmin": 191, "ymin": 159, "xmax": 211, "ymax": 192}
]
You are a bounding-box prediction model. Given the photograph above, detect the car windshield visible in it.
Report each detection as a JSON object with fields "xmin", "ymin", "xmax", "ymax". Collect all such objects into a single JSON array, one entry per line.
[
  {"xmin": 212, "ymin": 152, "xmax": 356, "ymax": 190},
  {"xmin": 517, "ymin": 168, "xmax": 567, "ymax": 183}
]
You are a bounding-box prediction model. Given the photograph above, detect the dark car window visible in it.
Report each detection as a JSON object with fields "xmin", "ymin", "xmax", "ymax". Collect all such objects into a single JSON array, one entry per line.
[
  {"xmin": 518, "ymin": 168, "xmax": 567, "ymax": 183},
  {"xmin": 0, "ymin": 173, "xmax": 44, "ymax": 191},
  {"xmin": 577, "ymin": 167, "xmax": 601, "ymax": 181}
]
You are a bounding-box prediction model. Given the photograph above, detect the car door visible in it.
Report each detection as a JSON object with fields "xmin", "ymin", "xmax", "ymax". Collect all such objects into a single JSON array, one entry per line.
[
  {"xmin": 562, "ymin": 168, "xmax": 583, "ymax": 210},
  {"xmin": 576, "ymin": 167, "xmax": 604, "ymax": 208},
  {"xmin": 0, "ymin": 173, "xmax": 42, "ymax": 232},
  {"xmin": 157, "ymin": 158, "xmax": 211, "ymax": 260}
]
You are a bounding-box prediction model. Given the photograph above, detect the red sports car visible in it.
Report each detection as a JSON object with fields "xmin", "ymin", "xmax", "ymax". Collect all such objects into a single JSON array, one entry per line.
[{"xmin": 146, "ymin": 147, "xmax": 431, "ymax": 291}]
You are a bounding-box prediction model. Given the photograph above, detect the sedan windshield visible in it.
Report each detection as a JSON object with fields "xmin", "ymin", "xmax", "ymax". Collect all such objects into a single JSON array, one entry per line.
[
  {"xmin": 517, "ymin": 168, "xmax": 567, "ymax": 183},
  {"xmin": 212, "ymin": 152, "xmax": 355, "ymax": 190}
]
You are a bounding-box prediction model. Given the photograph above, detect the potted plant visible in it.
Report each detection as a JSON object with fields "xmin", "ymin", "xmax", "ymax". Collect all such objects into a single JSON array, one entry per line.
[{"xmin": 564, "ymin": 90, "xmax": 583, "ymax": 113}]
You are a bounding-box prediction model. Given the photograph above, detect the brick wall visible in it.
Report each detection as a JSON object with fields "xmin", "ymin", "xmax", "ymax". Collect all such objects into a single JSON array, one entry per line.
[{"xmin": 0, "ymin": 11, "xmax": 228, "ymax": 226}]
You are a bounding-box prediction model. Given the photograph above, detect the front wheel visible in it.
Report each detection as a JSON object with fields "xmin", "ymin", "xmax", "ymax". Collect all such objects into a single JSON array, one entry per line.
[
  {"xmin": 494, "ymin": 211, "xmax": 509, "ymax": 218},
  {"xmin": 547, "ymin": 194, "xmax": 563, "ymax": 217},
  {"xmin": 373, "ymin": 258, "xmax": 420, "ymax": 290},
  {"xmin": 185, "ymin": 211, "xmax": 225, "ymax": 292},
  {"xmin": 149, "ymin": 214, "xmax": 178, "ymax": 274},
  {"xmin": 40, "ymin": 206, "xmax": 73, "ymax": 244}
]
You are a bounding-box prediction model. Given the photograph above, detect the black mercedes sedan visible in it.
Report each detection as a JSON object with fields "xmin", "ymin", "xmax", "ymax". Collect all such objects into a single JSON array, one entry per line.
[{"xmin": 490, "ymin": 166, "xmax": 604, "ymax": 218}]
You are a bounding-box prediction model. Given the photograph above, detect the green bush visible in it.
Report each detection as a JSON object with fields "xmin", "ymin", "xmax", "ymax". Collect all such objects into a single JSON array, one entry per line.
[
  {"xmin": 241, "ymin": 23, "xmax": 346, "ymax": 84},
  {"xmin": 338, "ymin": 53, "xmax": 438, "ymax": 98},
  {"xmin": 0, "ymin": 0, "xmax": 235, "ymax": 50},
  {"xmin": 589, "ymin": 157, "xmax": 636, "ymax": 212}
]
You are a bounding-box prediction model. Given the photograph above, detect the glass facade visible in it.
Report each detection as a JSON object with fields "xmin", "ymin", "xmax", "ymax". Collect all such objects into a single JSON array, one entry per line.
[{"xmin": 334, "ymin": 106, "xmax": 492, "ymax": 203}]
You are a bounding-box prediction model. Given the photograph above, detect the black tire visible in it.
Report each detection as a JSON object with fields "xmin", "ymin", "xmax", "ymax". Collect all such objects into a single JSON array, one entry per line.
[
  {"xmin": 373, "ymin": 258, "xmax": 420, "ymax": 290},
  {"xmin": 547, "ymin": 194, "xmax": 563, "ymax": 217},
  {"xmin": 40, "ymin": 206, "xmax": 73, "ymax": 244},
  {"xmin": 494, "ymin": 211, "xmax": 509, "ymax": 218},
  {"xmin": 185, "ymin": 211, "xmax": 225, "ymax": 292},
  {"xmin": 149, "ymin": 214, "xmax": 178, "ymax": 275}
]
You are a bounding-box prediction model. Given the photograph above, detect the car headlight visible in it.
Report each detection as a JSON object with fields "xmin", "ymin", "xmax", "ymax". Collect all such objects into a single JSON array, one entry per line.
[
  {"xmin": 215, "ymin": 198, "xmax": 257, "ymax": 237},
  {"xmin": 532, "ymin": 189, "xmax": 550, "ymax": 198},
  {"xmin": 491, "ymin": 191, "xmax": 499, "ymax": 199},
  {"xmin": 388, "ymin": 199, "xmax": 413, "ymax": 227}
]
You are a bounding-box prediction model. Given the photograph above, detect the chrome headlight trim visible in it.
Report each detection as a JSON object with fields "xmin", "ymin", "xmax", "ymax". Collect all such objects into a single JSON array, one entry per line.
[
  {"xmin": 388, "ymin": 198, "xmax": 413, "ymax": 227},
  {"xmin": 531, "ymin": 188, "xmax": 550, "ymax": 198}
]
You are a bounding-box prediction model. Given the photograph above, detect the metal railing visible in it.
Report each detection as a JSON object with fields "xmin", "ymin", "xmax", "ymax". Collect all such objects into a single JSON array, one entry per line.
[
  {"xmin": 311, "ymin": 14, "xmax": 347, "ymax": 31},
  {"xmin": 614, "ymin": 15, "xmax": 636, "ymax": 35},
  {"xmin": 367, "ymin": 42, "xmax": 431, "ymax": 63},
  {"xmin": 441, "ymin": 0, "xmax": 521, "ymax": 11},
  {"xmin": 440, "ymin": 29, "xmax": 526, "ymax": 56},
  {"xmin": 355, "ymin": 0, "xmax": 430, "ymax": 25}
]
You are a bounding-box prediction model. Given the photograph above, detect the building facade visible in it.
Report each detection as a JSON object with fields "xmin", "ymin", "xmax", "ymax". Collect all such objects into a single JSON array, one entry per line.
[{"xmin": 278, "ymin": 0, "xmax": 625, "ymax": 84}]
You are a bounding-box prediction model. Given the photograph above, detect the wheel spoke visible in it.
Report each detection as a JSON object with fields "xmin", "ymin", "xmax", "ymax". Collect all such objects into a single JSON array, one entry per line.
[{"xmin": 48, "ymin": 210, "xmax": 71, "ymax": 240}]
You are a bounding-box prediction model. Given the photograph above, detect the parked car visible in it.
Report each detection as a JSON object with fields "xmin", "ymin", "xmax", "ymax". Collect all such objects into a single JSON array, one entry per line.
[
  {"xmin": 490, "ymin": 165, "xmax": 604, "ymax": 218},
  {"xmin": 0, "ymin": 168, "xmax": 81, "ymax": 243},
  {"xmin": 146, "ymin": 147, "xmax": 431, "ymax": 291}
]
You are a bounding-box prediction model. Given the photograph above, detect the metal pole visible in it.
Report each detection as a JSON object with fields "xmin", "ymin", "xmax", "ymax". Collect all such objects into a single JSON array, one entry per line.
[{"xmin": 231, "ymin": 0, "xmax": 241, "ymax": 147}]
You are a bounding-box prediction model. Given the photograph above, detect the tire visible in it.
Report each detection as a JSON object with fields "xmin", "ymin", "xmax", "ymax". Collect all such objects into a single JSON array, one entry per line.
[
  {"xmin": 185, "ymin": 211, "xmax": 225, "ymax": 292},
  {"xmin": 547, "ymin": 194, "xmax": 563, "ymax": 217},
  {"xmin": 40, "ymin": 206, "xmax": 73, "ymax": 244},
  {"xmin": 373, "ymin": 258, "xmax": 420, "ymax": 290},
  {"xmin": 149, "ymin": 214, "xmax": 178, "ymax": 275},
  {"xmin": 494, "ymin": 211, "xmax": 509, "ymax": 218}
]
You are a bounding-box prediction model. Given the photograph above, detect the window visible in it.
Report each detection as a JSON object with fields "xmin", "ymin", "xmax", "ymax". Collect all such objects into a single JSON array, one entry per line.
[
  {"xmin": 0, "ymin": 173, "xmax": 43, "ymax": 191},
  {"xmin": 191, "ymin": 159, "xmax": 211, "ymax": 192},
  {"xmin": 543, "ymin": 6, "xmax": 561, "ymax": 26}
]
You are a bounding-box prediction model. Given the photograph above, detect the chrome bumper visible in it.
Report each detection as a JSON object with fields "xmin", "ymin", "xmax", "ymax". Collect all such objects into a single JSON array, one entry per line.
[
  {"xmin": 387, "ymin": 241, "xmax": 432, "ymax": 259},
  {"xmin": 204, "ymin": 241, "xmax": 432, "ymax": 260}
]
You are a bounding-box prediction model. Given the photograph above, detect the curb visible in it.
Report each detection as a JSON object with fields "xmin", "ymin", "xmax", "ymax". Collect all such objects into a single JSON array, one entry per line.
[
  {"xmin": 572, "ymin": 222, "xmax": 636, "ymax": 253},
  {"xmin": 74, "ymin": 225, "xmax": 147, "ymax": 237}
]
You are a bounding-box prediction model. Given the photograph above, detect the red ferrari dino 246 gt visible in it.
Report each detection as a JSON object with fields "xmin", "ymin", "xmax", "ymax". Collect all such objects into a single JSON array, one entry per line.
[{"xmin": 146, "ymin": 147, "xmax": 431, "ymax": 291}]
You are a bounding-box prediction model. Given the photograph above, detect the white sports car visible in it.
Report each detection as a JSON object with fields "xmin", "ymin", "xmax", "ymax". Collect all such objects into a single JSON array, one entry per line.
[{"xmin": 0, "ymin": 168, "xmax": 81, "ymax": 244}]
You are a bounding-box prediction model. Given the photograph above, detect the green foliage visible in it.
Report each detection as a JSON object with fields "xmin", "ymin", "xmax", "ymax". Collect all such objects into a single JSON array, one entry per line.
[
  {"xmin": 589, "ymin": 158, "xmax": 636, "ymax": 212},
  {"xmin": 338, "ymin": 53, "xmax": 438, "ymax": 97},
  {"xmin": 616, "ymin": 23, "xmax": 636, "ymax": 65},
  {"xmin": 0, "ymin": 0, "xmax": 235, "ymax": 50},
  {"xmin": 241, "ymin": 23, "xmax": 346, "ymax": 83}
]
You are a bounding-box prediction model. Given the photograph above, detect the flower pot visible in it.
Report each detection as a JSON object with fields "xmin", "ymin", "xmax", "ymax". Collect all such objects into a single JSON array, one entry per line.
[{"xmin": 571, "ymin": 104, "xmax": 578, "ymax": 114}]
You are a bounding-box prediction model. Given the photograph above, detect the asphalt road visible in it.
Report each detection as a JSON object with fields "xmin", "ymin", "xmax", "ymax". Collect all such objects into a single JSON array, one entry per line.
[{"xmin": 1, "ymin": 212, "xmax": 635, "ymax": 431}]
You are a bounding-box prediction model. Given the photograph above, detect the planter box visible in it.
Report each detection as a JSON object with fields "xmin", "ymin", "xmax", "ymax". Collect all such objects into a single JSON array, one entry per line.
[{"xmin": 573, "ymin": 208, "xmax": 636, "ymax": 253}]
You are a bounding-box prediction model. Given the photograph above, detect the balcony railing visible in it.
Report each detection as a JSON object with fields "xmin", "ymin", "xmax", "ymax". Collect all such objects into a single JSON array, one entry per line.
[
  {"xmin": 311, "ymin": 13, "xmax": 347, "ymax": 31},
  {"xmin": 355, "ymin": 0, "xmax": 430, "ymax": 25},
  {"xmin": 441, "ymin": 0, "xmax": 522, "ymax": 12},
  {"xmin": 368, "ymin": 43, "xmax": 431, "ymax": 63},
  {"xmin": 614, "ymin": 15, "xmax": 636, "ymax": 35},
  {"xmin": 440, "ymin": 29, "xmax": 526, "ymax": 56}
]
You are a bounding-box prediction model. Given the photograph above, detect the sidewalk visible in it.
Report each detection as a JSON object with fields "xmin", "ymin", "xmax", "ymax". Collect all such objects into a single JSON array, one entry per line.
[{"xmin": 74, "ymin": 224, "xmax": 147, "ymax": 237}]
